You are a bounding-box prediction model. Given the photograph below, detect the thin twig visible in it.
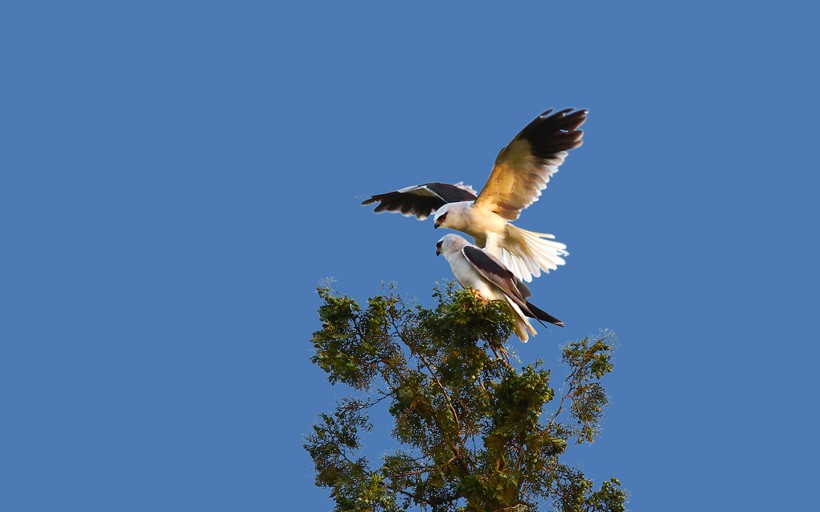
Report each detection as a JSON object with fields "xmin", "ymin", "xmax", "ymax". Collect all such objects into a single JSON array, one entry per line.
[
  {"xmin": 418, "ymin": 352, "xmax": 461, "ymax": 431},
  {"xmin": 549, "ymin": 353, "xmax": 594, "ymax": 426}
]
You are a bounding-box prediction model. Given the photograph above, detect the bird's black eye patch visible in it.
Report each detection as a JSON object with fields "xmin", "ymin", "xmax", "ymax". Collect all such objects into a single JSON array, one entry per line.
[{"xmin": 436, "ymin": 241, "xmax": 443, "ymax": 248}]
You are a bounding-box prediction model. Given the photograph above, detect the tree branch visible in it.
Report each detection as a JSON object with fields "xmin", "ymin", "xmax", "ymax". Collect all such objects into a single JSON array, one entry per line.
[{"xmin": 549, "ymin": 350, "xmax": 596, "ymax": 426}]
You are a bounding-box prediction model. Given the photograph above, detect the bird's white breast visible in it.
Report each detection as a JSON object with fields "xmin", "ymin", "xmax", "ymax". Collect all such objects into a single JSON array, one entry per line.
[{"xmin": 458, "ymin": 203, "xmax": 508, "ymax": 237}]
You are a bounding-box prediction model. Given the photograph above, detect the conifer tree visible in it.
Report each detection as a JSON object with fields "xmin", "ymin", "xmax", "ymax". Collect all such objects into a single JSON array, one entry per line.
[{"xmin": 306, "ymin": 283, "xmax": 625, "ymax": 511}]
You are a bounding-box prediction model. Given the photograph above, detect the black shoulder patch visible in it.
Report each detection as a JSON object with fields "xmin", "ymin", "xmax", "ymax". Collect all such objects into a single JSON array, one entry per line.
[
  {"xmin": 462, "ymin": 246, "xmax": 514, "ymax": 281},
  {"xmin": 424, "ymin": 182, "xmax": 477, "ymax": 203},
  {"xmin": 515, "ymin": 108, "xmax": 587, "ymax": 159}
]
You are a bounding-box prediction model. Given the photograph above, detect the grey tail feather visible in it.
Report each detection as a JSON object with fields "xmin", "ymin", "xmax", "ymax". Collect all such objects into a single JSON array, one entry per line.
[{"xmin": 524, "ymin": 301, "xmax": 564, "ymax": 327}]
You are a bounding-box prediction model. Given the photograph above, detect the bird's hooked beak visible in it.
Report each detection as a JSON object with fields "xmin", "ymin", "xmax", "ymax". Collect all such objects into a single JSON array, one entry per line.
[{"xmin": 433, "ymin": 217, "xmax": 441, "ymax": 229}]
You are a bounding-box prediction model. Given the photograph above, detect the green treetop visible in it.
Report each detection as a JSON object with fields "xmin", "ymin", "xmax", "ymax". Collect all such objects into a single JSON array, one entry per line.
[{"xmin": 305, "ymin": 282, "xmax": 625, "ymax": 512}]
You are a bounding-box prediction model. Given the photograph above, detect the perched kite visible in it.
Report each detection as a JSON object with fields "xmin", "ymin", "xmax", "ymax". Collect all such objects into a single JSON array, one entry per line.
[
  {"xmin": 436, "ymin": 234, "xmax": 564, "ymax": 342},
  {"xmin": 362, "ymin": 108, "xmax": 587, "ymax": 282}
]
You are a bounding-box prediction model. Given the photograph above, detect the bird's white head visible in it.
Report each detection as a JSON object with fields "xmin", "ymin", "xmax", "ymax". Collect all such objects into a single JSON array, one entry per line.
[
  {"xmin": 433, "ymin": 201, "xmax": 469, "ymax": 230},
  {"xmin": 436, "ymin": 233, "xmax": 469, "ymax": 256}
]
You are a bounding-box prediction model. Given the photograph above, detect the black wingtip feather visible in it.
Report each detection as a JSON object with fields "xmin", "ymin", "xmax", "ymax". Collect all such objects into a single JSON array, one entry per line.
[
  {"xmin": 517, "ymin": 107, "xmax": 588, "ymax": 159},
  {"xmin": 524, "ymin": 300, "xmax": 564, "ymax": 327}
]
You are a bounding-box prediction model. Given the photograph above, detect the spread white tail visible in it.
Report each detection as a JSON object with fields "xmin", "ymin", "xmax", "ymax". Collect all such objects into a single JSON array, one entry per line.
[{"xmin": 498, "ymin": 224, "xmax": 568, "ymax": 282}]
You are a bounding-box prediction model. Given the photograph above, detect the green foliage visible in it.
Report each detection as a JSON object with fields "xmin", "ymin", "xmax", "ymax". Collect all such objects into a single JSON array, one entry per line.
[{"xmin": 305, "ymin": 282, "xmax": 626, "ymax": 511}]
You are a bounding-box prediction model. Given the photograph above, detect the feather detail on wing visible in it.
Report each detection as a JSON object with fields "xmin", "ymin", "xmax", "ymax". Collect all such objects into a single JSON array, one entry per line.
[
  {"xmin": 361, "ymin": 182, "xmax": 477, "ymax": 220},
  {"xmin": 525, "ymin": 300, "xmax": 564, "ymax": 327},
  {"xmin": 461, "ymin": 245, "xmax": 527, "ymax": 303},
  {"xmin": 461, "ymin": 245, "xmax": 521, "ymax": 297},
  {"xmin": 473, "ymin": 108, "xmax": 587, "ymax": 221}
]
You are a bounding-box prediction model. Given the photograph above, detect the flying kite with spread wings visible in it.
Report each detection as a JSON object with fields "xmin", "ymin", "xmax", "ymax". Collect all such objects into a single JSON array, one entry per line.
[
  {"xmin": 436, "ymin": 234, "xmax": 563, "ymax": 342},
  {"xmin": 362, "ymin": 108, "xmax": 587, "ymax": 282}
]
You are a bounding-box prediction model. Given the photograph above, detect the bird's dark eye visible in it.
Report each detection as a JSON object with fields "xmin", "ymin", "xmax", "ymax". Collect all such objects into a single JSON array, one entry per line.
[{"xmin": 436, "ymin": 241, "xmax": 442, "ymax": 249}]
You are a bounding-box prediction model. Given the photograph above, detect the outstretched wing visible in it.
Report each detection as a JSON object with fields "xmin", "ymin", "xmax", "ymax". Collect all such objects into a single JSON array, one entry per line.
[
  {"xmin": 361, "ymin": 182, "xmax": 477, "ymax": 220},
  {"xmin": 473, "ymin": 108, "xmax": 587, "ymax": 221},
  {"xmin": 461, "ymin": 245, "xmax": 528, "ymax": 304}
]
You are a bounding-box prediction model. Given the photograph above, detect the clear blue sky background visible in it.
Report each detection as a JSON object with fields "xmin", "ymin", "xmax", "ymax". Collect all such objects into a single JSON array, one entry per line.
[{"xmin": 2, "ymin": 2, "xmax": 818, "ymax": 510}]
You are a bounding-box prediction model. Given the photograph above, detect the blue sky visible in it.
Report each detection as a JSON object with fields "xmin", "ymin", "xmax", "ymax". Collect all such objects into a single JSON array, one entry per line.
[{"xmin": 1, "ymin": 1, "xmax": 818, "ymax": 510}]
